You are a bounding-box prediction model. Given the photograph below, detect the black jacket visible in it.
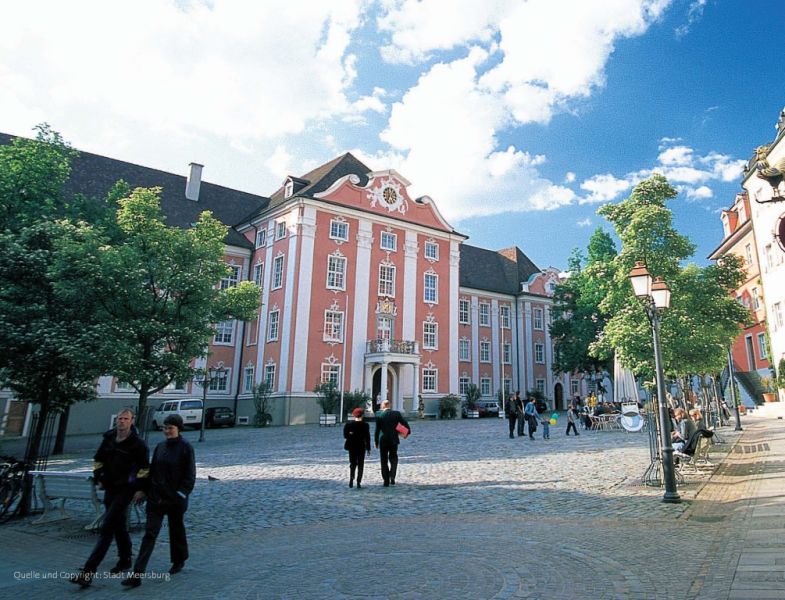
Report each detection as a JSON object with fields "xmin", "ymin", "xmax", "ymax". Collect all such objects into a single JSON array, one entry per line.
[
  {"xmin": 344, "ymin": 420, "xmax": 371, "ymax": 452},
  {"xmin": 93, "ymin": 427, "xmax": 149, "ymax": 494},
  {"xmin": 374, "ymin": 409, "xmax": 410, "ymax": 448},
  {"xmin": 146, "ymin": 436, "xmax": 196, "ymax": 505}
]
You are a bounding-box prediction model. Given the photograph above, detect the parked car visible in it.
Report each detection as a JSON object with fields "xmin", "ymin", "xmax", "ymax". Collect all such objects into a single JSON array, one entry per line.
[
  {"xmin": 151, "ymin": 398, "xmax": 203, "ymax": 430},
  {"xmin": 461, "ymin": 400, "xmax": 500, "ymax": 418},
  {"xmin": 205, "ymin": 406, "xmax": 235, "ymax": 428}
]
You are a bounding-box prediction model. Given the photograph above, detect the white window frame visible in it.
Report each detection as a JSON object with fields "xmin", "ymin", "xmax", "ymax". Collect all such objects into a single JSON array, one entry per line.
[
  {"xmin": 214, "ymin": 320, "xmax": 234, "ymax": 345},
  {"xmin": 267, "ymin": 310, "xmax": 280, "ymax": 342},
  {"xmin": 377, "ymin": 316, "xmax": 393, "ymax": 340},
  {"xmin": 459, "ymin": 299, "xmax": 470, "ymax": 324},
  {"xmin": 255, "ymin": 228, "xmax": 267, "ymax": 249},
  {"xmin": 535, "ymin": 378, "xmax": 546, "ymax": 394},
  {"xmin": 424, "ymin": 241, "xmax": 439, "ymax": 261},
  {"xmin": 534, "ymin": 342, "xmax": 545, "ymax": 364},
  {"xmin": 745, "ymin": 243, "xmax": 753, "ymax": 265},
  {"xmin": 480, "ymin": 377, "xmax": 491, "ymax": 396},
  {"xmin": 503, "ymin": 378, "xmax": 512, "ymax": 394},
  {"xmin": 244, "ymin": 366, "xmax": 254, "ymax": 393},
  {"xmin": 503, "ymin": 342, "xmax": 511, "ymax": 364},
  {"xmin": 264, "ymin": 364, "xmax": 276, "ymax": 388},
  {"xmin": 321, "ymin": 363, "xmax": 341, "ymax": 385},
  {"xmin": 533, "ymin": 307, "xmax": 544, "ymax": 330},
  {"xmin": 220, "ymin": 264, "xmax": 241, "ymax": 290},
  {"xmin": 459, "ymin": 377, "xmax": 470, "ymax": 395},
  {"xmin": 253, "ymin": 262, "xmax": 264, "ymax": 287},
  {"xmin": 422, "ymin": 369, "xmax": 437, "ymax": 393},
  {"xmin": 757, "ymin": 333, "xmax": 767, "ymax": 359},
  {"xmin": 380, "ymin": 231, "xmax": 397, "ymax": 252},
  {"xmin": 752, "ymin": 287, "xmax": 760, "ymax": 311},
  {"xmin": 115, "ymin": 380, "xmax": 134, "ymax": 392},
  {"xmin": 480, "ymin": 341, "xmax": 491, "ymax": 363},
  {"xmin": 323, "ymin": 310, "xmax": 344, "ymax": 343},
  {"xmin": 459, "ymin": 339, "xmax": 471, "ymax": 362},
  {"xmin": 272, "ymin": 255, "xmax": 284, "ymax": 289},
  {"xmin": 776, "ymin": 303, "xmax": 785, "ymax": 329},
  {"xmin": 424, "ymin": 272, "xmax": 438, "ymax": 304},
  {"xmin": 571, "ymin": 379, "xmax": 579, "ymax": 395},
  {"xmin": 329, "ymin": 219, "xmax": 349, "ymax": 242},
  {"xmin": 326, "ymin": 254, "xmax": 347, "ymax": 290},
  {"xmin": 378, "ymin": 263, "xmax": 396, "ymax": 297},
  {"xmin": 209, "ymin": 369, "xmax": 230, "ymax": 392},
  {"xmin": 500, "ymin": 305, "xmax": 510, "ymax": 329},
  {"xmin": 479, "ymin": 302, "xmax": 490, "ymax": 327},
  {"xmin": 423, "ymin": 321, "xmax": 438, "ymax": 350},
  {"xmin": 275, "ymin": 221, "xmax": 286, "ymax": 240}
]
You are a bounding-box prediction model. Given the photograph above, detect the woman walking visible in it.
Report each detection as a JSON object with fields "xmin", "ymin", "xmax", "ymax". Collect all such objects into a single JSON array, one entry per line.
[{"xmin": 344, "ymin": 407, "xmax": 371, "ymax": 488}]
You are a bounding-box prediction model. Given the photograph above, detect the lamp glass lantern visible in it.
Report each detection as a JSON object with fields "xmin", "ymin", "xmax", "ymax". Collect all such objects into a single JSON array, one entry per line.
[
  {"xmin": 628, "ymin": 261, "xmax": 652, "ymax": 298},
  {"xmin": 650, "ymin": 277, "xmax": 671, "ymax": 310}
]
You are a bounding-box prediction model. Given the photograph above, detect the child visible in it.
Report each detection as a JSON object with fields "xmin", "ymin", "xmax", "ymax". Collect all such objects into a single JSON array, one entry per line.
[{"xmin": 540, "ymin": 415, "xmax": 550, "ymax": 440}]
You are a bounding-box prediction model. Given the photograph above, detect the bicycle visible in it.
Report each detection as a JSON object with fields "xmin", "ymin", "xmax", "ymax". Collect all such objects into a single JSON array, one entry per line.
[{"xmin": 0, "ymin": 455, "xmax": 31, "ymax": 523}]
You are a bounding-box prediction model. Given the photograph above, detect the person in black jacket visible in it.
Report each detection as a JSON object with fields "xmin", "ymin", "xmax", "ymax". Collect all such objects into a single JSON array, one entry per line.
[
  {"xmin": 70, "ymin": 408, "xmax": 149, "ymax": 588},
  {"xmin": 122, "ymin": 413, "xmax": 196, "ymax": 587},
  {"xmin": 374, "ymin": 400, "xmax": 410, "ymax": 487},
  {"xmin": 344, "ymin": 407, "xmax": 371, "ymax": 488}
]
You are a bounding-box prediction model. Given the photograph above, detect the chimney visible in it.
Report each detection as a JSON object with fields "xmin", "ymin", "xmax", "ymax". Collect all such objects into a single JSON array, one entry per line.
[{"xmin": 185, "ymin": 162, "xmax": 203, "ymax": 201}]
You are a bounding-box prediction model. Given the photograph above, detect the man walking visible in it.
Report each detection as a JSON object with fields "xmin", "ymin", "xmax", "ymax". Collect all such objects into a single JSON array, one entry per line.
[
  {"xmin": 374, "ymin": 400, "xmax": 410, "ymax": 486},
  {"xmin": 70, "ymin": 408, "xmax": 149, "ymax": 588}
]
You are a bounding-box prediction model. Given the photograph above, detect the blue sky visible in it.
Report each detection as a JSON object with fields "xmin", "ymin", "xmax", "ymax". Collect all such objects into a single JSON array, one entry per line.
[{"xmin": 1, "ymin": 0, "xmax": 783, "ymax": 270}]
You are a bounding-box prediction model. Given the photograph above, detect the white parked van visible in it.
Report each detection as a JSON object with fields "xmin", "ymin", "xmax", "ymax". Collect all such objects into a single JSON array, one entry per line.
[{"xmin": 151, "ymin": 398, "xmax": 204, "ymax": 430}]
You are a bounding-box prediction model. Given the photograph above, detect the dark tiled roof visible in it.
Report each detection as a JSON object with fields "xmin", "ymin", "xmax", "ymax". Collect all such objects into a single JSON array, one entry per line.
[
  {"xmin": 259, "ymin": 152, "xmax": 371, "ymax": 215},
  {"xmin": 459, "ymin": 244, "xmax": 541, "ymax": 295},
  {"xmin": 0, "ymin": 132, "xmax": 268, "ymax": 249}
]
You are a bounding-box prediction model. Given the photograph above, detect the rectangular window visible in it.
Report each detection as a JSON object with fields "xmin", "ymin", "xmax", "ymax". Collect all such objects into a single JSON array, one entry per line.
[
  {"xmin": 220, "ymin": 264, "xmax": 241, "ymax": 290},
  {"xmin": 244, "ymin": 366, "xmax": 254, "ymax": 393},
  {"xmin": 214, "ymin": 320, "xmax": 234, "ymax": 344},
  {"xmin": 479, "ymin": 303, "xmax": 490, "ymax": 327},
  {"xmin": 503, "ymin": 342, "xmax": 511, "ymax": 364},
  {"xmin": 480, "ymin": 377, "xmax": 491, "ymax": 396},
  {"xmin": 275, "ymin": 221, "xmax": 286, "ymax": 240},
  {"xmin": 459, "ymin": 339, "xmax": 471, "ymax": 362},
  {"xmin": 321, "ymin": 363, "xmax": 341, "ymax": 385},
  {"xmin": 480, "ymin": 341, "xmax": 491, "ymax": 363},
  {"xmin": 272, "ymin": 255, "xmax": 284, "ymax": 289},
  {"xmin": 752, "ymin": 287, "xmax": 760, "ymax": 311},
  {"xmin": 534, "ymin": 342, "xmax": 545, "ymax": 364},
  {"xmin": 323, "ymin": 310, "xmax": 344, "ymax": 343},
  {"xmin": 422, "ymin": 369, "xmax": 437, "ymax": 392},
  {"xmin": 329, "ymin": 220, "xmax": 348, "ymax": 241},
  {"xmin": 424, "ymin": 273, "xmax": 438, "ymax": 303},
  {"xmin": 500, "ymin": 305, "xmax": 510, "ymax": 329},
  {"xmin": 253, "ymin": 262, "xmax": 264, "ymax": 287},
  {"xmin": 570, "ymin": 379, "xmax": 579, "ymax": 395},
  {"xmin": 255, "ymin": 229, "xmax": 266, "ymax": 249},
  {"xmin": 377, "ymin": 316, "xmax": 392, "ymax": 340},
  {"xmin": 380, "ymin": 231, "xmax": 397, "ymax": 251},
  {"xmin": 264, "ymin": 364, "xmax": 276, "ymax": 388},
  {"xmin": 268, "ymin": 310, "xmax": 280, "ymax": 342},
  {"xmin": 424, "ymin": 241, "xmax": 439, "ymax": 261},
  {"xmin": 459, "ymin": 299, "xmax": 470, "ymax": 324},
  {"xmin": 115, "ymin": 380, "xmax": 133, "ymax": 392},
  {"xmin": 535, "ymin": 379, "xmax": 545, "ymax": 394},
  {"xmin": 423, "ymin": 321, "xmax": 438, "ymax": 350},
  {"xmin": 757, "ymin": 333, "xmax": 768, "ymax": 359},
  {"xmin": 459, "ymin": 377, "xmax": 470, "ymax": 395},
  {"xmin": 776, "ymin": 303, "xmax": 784, "ymax": 329},
  {"xmin": 379, "ymin": 264, "xmax": 396, "ymax": 297},
  {"xmin": 209, "ymin": 370, "xmax": 229, "ymax": 392},
  {"xmin": 745, "ymin": 243, "xmax": 753, "ymax": 265},
  {"xmin": 326, "ymin": 255, "xmax": 347, "ymax": 290},
  {"xmin": 533, "ymin": 307, "xmax": 544, "ymax": 330},
  {"xmin": 503, "ymin": 378, "xmax": 512, "ymax": 394}
]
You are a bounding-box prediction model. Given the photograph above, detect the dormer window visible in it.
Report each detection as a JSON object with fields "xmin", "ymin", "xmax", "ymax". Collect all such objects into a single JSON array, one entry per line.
[{"xmin": 284, "ymin": 179, "xmax": 294, "ymax": 199}]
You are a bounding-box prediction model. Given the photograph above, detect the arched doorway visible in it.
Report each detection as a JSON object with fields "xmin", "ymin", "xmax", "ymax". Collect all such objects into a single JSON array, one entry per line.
[
  {"xmin": 371, "ymin": 366, "xmax": 398, "ymax": 411},
  {"xmin": 554, "ymin": 382, "xmax": 564, "ymax": 411}
]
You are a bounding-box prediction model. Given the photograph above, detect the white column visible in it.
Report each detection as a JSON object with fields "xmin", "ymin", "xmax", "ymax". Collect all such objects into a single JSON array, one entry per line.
[
  {"xmin": 401, "ymin": 233, "xmax": 418, "ymax": 398},
  {"xmin": 491, "ymin": 300, "xmax": 500, "ymax": 394},
  {"xmin": 290, "ymin": 207, "xmax": 317, "ymax": 392},
  {"xmin": 524, "ymin": 301, "xmax": 534, "ymax": 392},
  {"xmin": 380, "ymin": 362, "xmax": 389, "ymax": 405},
  {"xmin": 412, "ymin": 363, "xmax": 420, "ymax": 411},
  {"xmin": 544, "ymin": 304, "xmax": 553, "ymax": 400},
  {"xmin": 471, "ymin": 296, "xmax": 480, "ymax": 384},
  {"xmin": 448, "ymin": 243, "xmax": 460, "ymax": 394},
  {"xmin": 351, "ymin": 220, "xmax": 373, "ymax": 391},
  {"xmin": 255, "ymin": 222, "xmax": 275, "ymax": 379},
  {"xmin": 278, "ymin": 209, "xmax": 300, "ymax": 393}
]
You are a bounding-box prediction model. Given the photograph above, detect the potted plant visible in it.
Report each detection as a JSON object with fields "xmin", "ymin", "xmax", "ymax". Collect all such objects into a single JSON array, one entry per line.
[
  {"xmin": 251, "ymin": 382, "xmax": 273, "ymax": 427},
  {"xmin": 761, "ymin": 376, "xmax": 777, "ymax": 403},
  {"xmin": 438, "ymin": 394, "xmax": 460, "ymax": 419},
  {"xmin": 464, "ymin": 384, "xmax": 481, "ymax": 418},
  {"xmin": 314, "ymin": 381, "xmax": 340, "ymax": 425}
]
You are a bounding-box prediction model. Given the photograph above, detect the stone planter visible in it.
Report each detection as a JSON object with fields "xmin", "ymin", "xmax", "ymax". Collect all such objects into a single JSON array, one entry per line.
[
  {"xmin": 763, "ymin": 392, "xmax": 778, "ymax": 403},
  {"xmin": 319, "ymin": 413, "xmax": 337, "ymax": 426},
  {"xmin": 466, "ymin": 410, "xmax": 480, "ymax": 419}
]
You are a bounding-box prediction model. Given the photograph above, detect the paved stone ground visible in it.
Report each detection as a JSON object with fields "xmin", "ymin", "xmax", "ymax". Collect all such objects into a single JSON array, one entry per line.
[{"xmin": 0, "ymin": 412, "xmax": 780, "ymax": 600}]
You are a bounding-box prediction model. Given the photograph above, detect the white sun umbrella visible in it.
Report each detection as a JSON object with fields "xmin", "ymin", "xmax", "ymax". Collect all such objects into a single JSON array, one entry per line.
[{"xmin": 614, "ymin": 354, "xmax": 643, "ymax": 433}]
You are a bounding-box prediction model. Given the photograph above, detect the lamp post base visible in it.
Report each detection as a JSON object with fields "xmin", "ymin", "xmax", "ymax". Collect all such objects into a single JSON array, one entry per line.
[{"xmin": 662, "ymin": 491, "xmax": 681, "ymax": 503}]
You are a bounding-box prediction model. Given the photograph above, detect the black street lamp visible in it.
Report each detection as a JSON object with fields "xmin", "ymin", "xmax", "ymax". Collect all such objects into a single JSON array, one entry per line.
[
  {"xmin": 196, "ymin": 364, "xmax": 227, "ymax": 443},
  {"xmin": 629, "ymin": 261, "xmax": 681, "ymax": 504},
  {"xmin": 727, "ymin": 349, "xmax": 743, "ymax": 431}
]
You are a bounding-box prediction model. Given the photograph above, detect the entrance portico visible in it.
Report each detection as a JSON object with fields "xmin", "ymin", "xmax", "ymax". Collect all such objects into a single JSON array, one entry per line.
[{"xmin": 365, "ymin": 339, "xmax": 420, "ymax": 413}]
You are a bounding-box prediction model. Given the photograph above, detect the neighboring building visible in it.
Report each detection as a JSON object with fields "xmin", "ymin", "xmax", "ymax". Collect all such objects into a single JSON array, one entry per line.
[
  {"xmin": 741, "ymin": 109, "xmax": 785, "ymax": 401},
  {"xmin": 708, "ymin": 191, "xmax": 770, "ymax": 406},
  {"xmin": 0, "ymin": 134, "xmax": 565, "ymax": 435}
]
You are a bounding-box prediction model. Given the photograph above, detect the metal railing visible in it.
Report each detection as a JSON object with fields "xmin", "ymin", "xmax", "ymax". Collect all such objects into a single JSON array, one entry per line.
[{"xmin": 365, "ymin": 339, "xmax": 419, "ymax": 355}]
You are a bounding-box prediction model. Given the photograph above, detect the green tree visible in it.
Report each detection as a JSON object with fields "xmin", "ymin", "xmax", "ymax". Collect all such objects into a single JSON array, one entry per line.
[
  {"xmin": 251, "ymin": 382, "xmax": 273, "ymax": 427},
  {"xmin": 464, "ymin": 383, "xmax": 482, "ymax": 410},
  {"xmin": 57, "ymin": 186, "xmax": 260, "ymax": 418},
  {"xmin": 314, "ymin": 381, "xmax": 340, "ymax": 414}
]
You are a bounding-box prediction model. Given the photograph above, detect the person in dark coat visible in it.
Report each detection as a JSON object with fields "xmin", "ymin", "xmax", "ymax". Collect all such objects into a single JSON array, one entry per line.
[
  {"xmin": 122, "ymin": 413, "xmax": 196, "ymax": 587},
  {"xmin": 505, "ymin": 394, "xmax": 517, "ymax": 439},
  {"xmin": 374, "ymin": 400, "xmax": 410, "ymax": 487},
  {"xmin": 344, "ymin": 407, "xmax": 371, "ymax": 488},
  {"xmin": 70, "ymin": 408, "xmax": 149, "ymax": 588}
]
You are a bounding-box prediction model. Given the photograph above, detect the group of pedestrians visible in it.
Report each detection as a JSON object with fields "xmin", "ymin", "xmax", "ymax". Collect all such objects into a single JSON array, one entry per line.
[
  {"xmin": 504, "ymin": 393, "xmax": 547, "ymax": 440},
  {"xmin": 69, "ymin": 408, "xmax": 196, "ymax": 589}
]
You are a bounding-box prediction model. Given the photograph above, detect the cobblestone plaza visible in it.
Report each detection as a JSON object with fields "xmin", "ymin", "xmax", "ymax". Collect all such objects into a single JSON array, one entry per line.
[{"xmin": 1, "ymin": 413, "xmax": 783, "ymax": 599}]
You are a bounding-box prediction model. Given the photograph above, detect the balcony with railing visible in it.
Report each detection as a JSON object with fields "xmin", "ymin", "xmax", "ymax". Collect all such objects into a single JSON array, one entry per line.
[{"xmin": 365, "ymin": 339, "xmax": 420, "ymax": 361}]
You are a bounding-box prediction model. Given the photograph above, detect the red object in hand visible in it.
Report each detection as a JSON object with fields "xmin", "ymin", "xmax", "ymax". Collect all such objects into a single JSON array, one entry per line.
[{"xmin": 395, "ymin": 423, "xmax": 410, "ymax": 439}]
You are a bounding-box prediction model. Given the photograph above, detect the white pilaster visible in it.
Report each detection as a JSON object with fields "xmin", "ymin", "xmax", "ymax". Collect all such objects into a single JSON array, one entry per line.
[
  {"xmin": 351, "ymin": 220, "xmax": 373, "ymax": 390},
  {"xmin": 471, "ymin": 296, "xmax": 480, "ymax": 384},
  {"xmin": 544, "ymin": 304, "xmax": 553, "ymax": 399},
  {"xmin": 449, "ymin": 243, "xmax": 460, "ymax": 394},
  {"xmin": 278, "ymin": 210, "xmax": 300, "ymax": 393},
  {"xmin": 524, "ymin": 301, "xmax": 534, "ymax": 392},
  {"xmin": 491, "ymin": 300, "xmax": 500, "ymax": 395},
  {"xmin": 256, "ymin": 222, "xmax": 275, "ymax": 379},
  {"xmin": 290, "ymin": 207, "xmax": 317, "ymax": 392}
]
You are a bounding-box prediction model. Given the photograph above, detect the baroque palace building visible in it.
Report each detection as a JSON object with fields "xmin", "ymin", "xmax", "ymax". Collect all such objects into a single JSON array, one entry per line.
[{"xmin": 0, "ymin": 134, "xmax": 582, "ymax": 436}]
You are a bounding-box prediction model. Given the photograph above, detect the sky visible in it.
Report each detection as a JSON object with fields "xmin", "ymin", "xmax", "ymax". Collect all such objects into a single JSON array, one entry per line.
[{"xmin": 1, "ymin": 0, "xmax": 784, "ymax": 271}]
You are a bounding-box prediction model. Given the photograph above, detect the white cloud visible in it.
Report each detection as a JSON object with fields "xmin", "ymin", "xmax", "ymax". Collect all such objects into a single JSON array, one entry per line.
[
  {"xmin": 264, "ymin": 145, "xmax": 294, "ymax": 181},
  {"xmin": 565, "ymin": 172, "xmax": 577, "ymax": 183},
  {"xmin": 580, "ymin": 173, "xmax": 631, "ymax": 203},
  {"xmin": 658, "ymin": 145, "xmax": 693, "ymax": 166},
  {"xmin": 685, "ymin": 185, "xmax": 712, "ymax": 200},
  {"xmin": 577, "ymin": 218, "xmax": 593, "ymax": 227}
]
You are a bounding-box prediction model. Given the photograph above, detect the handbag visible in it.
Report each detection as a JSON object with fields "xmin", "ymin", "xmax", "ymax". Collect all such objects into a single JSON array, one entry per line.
[{"xmin": 395, "ymin": 422, "xmax": 410, "ymax": 439}]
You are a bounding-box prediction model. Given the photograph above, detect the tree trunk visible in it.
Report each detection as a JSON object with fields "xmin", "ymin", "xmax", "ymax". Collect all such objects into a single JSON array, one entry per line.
[
  {"xmin": 52, "ymin": 405, "xmax": 70, "ymax": 455},
  {"xmin": 137, "ymin": 388, "xmax": 149, "ymax": 433}
]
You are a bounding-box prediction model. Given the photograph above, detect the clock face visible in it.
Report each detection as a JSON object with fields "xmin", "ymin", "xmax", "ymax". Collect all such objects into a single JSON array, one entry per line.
[{"xmin": 382, "ymin": 186, "xmax": 398, "ymax": 205}]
